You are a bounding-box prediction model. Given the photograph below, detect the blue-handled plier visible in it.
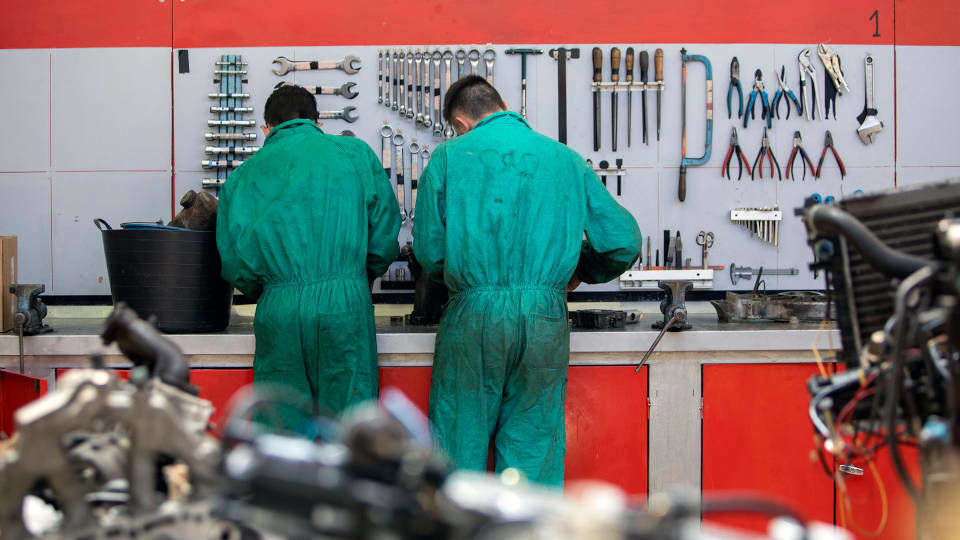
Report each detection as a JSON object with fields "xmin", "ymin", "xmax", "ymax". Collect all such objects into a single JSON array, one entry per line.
[
  {"xmin": 771, "ymin": 65, "xmax": 802, "ymax": 120},
  {"xmin": 744, "ymin": 69, "xmax": 770, "ymax": 129},
  {"xmin": 727, "ymin": 57, "xmax": 743, "ymax": 119}
]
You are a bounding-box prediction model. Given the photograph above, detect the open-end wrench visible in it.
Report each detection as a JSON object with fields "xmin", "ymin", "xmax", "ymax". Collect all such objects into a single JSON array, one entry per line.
[
  {"xmin": 384, "ymin": 49, "xmax": 391, "ymax": 109},
  {"xmin": 210, "ymin": 106, "xmax": 253, "ymax": 113},
  {"xmin": 483, "ymin": 49, "xmax": 496, "ymax": 85},
  {"xmin": 856, "ymin": 53, "xmax": 884, "ymax": 144},
  {"xmin": 409, "ymin": 140, "xmax": 420, "ymax": 219},
  {"xmin": 205, "ymin": 132, "xmax": 257, "ymax": 141},
  {"xmin": 432, "ymin": 50, "xmax": 444, "ymax": 135},
  {"xmin": 378, "ymin": 50, "xmax": 384, "ymax": 104},
  {"xmin": 414, "ymin": 50, "xmax": 424, "ymax": 125},
  {"xmin": 443, "ymin": 50, "xmax": 455, "ymax": 138},
  {"xmin": 398, "ymin": 51, "xmax": 407, "ymax": 116},
  {"xmin": 317, "ymin": 106, "xmax": 358, "ymax": 123},
  {"xmin": 456, "ymin": 49, "xmax": 466, "ymax": 78},
  {"xmin": 380, "ymin": 124, "xmax": 394, "ymax": 179},
  {"xmin": 406, "ymin": 50, "xmax": 415, "ymax": 119},
  {"xmin": 392, "ymin": 50, "xmax": 400, "ymax": 111},
  {"xmin": 468, "ymin": 49, "xmax": 480, "ymax": 76},
  {"xmin": 423, "ymin": 52, "xmax": 434, "ymax": 129},
  {"xmin": 393, "ymin": 131, "xmax": 408, "ymax": 222},
  {"xmin": 271, "ymin": 55, "xmax": 361, "ymax": 76},
  {"xmin": 277, "ymin": 81, "xmax": 358, "ymax": 99}
]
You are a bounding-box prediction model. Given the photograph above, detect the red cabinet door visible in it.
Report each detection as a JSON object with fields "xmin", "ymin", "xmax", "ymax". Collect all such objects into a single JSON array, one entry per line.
[
  {"xmin": 379, "ymin": 366, "xmax": 432, "ymax": 415},
  {"xmin": 0, "ymin": 370, "xmax": 48, "ymax": 437},
  {"xmin": 837, "ymin": 445, "xmax": 920, "ymax": 540},
  {"xmin": 702, "ymin": 363, "xmax": 835, "ymax": 533}
]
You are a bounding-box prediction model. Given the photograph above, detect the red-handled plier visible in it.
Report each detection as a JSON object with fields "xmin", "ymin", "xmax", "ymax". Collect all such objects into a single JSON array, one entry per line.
[
  {"xmin": 786, "ymin": 131, "xmax": 816, "ymax": 180},
  {"xmin": 751, "ymin": 127, "xmax": 781, "ymax": 180},
  {"xmin": 722, "ymin": 127, "xmax": 752, "ymax": 180},
  {"xmin": 815, "ymin": 130, "xmax": 846, "ymax": 179}
]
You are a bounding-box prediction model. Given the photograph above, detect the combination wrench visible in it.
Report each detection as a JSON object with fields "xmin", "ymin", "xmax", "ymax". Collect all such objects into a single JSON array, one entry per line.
[
  {"xmin": 483, "ymin": 49, "xmax": 496, "ymax": 85},
  {"xmin": 205, "ymin": 132, "xmax": 257, "ymax": 141},
  {"xmin": 414, "ymin": 50, "xmax": 424, "ymax": 125},
  {"xmin": 380, "ymin": 124, "xmax": 394, "ymax": 179},
  {"xmin": 393, "ymin": 131, "xmax": 408, "ymax": 222},
  {"xmin": 378, "ymin": 50, "xmax": 384, "ymax": 104},
  {"xmin": 392, "ymin": 50, "xmax": 399, "ymax": 111},
  {"xmin": 456, "ymin": 49, "xmax": 467, "ymax": 78},
  {"xmin": 384, "ymin": 49, "xmax": 391, "ymax": 109},
  {"xmin": 406, "ymin": 50, "xmax": 415, "ymax": 119},
  {"xmin": 208, "ymin": 119, "xmax": 255, "ymax": 127},
  {"xmin": 210, "ymin": 106, "xmax": 253, "ymax": 113},
  {"xmin": 468, "ymin": 49, "xmax": 480, "ymax": 76},
  {"xmin": 423, "ymin": 51, "xmax": 434, "ymax": 129},
  {"xmin": 205, "ymin": 146, "xmax": 258, "ymax": 155},
  {"xmin": 271, "ymin": 55, "xmax": 361, "ymax": 76},
  {"xmin": 409, "ymin": 140, "xmax": 420, "ymax": 219},
  {"xmin": 398, "ymin": 51, "xmax": 407, "ymax": 116},
  {"xmin": 432, "ymin": 50, "xmax": 444, "ymax": 135},
  {"xmin": 317, "ymin": 106, "xmax": 359, "ymax": 123},
  {"xmin": 277, "ymin": 81, "xmax": 358, "ymax": 99},
  {"xmin": 443, "ymin": 50, "xmax": 455, "ymax": 138}
]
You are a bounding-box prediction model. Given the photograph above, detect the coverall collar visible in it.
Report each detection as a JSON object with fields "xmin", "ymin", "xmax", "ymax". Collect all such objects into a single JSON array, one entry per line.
[
  {"xmin": 472, "ymin": 110, "xmax": 530, "ymax": 131},
  {"xmin": 264, "ymin": 118, "xmax": 324, "ymax": 145}
]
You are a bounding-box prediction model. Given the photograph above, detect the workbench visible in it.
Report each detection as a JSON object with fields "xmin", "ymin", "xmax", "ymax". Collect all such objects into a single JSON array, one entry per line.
[{"xmin": 0, "ymin": 305, "xmax": 917, "ymax": 538}]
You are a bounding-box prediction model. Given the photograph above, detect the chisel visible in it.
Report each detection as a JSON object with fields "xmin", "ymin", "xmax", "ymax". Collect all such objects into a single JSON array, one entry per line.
[
  {"xmin": 639, "ymin": 50, "xmax": 649, "ymax": 145},
  {"xmin": 592, "ymin": 47, "xmax": 603, "ymax": 151},
  {"xmin": 663, "ymin": 230, "xmax": 672, "ymax": 269},
  {"xmin": 646, "ymin": 235, "xmax": 651, "ymax": 270},
  {"xmin": 626, "ymin": 48, "xmax": 634, "ymax": 148},
  {"xmin": 611, "ymin": 47, "xmax": 621, "ymax": 152},
  {"xmin": 675, "ymin": 232, "xmax": 683, "ymax": 270},
  {"xmin": 655, "ymin": 48, "xmax": 664, "ymax": 142}
]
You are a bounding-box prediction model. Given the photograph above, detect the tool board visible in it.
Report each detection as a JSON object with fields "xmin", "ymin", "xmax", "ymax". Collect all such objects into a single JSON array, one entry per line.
[{"xmin": 1, "ymin": 0, "xmax": 957, "ymax": 296}]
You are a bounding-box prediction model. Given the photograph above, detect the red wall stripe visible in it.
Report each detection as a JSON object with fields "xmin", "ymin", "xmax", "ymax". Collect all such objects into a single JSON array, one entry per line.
[{"xmin": 10, "ymin": 0, "xmax": 948, "ymax": 49}]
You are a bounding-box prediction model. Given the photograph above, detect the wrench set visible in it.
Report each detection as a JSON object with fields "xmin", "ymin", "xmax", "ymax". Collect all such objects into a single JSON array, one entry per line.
[
  {"xmin": 270, "ymin": 54, "xmax": 361, "ymax": 123},
  {"xmin": 203, "ymin": 55, "xmax": 259, "ymax": 192},
  {"xmin": 378, "ymin": 46, "xmax": 496, "ymax": 139},
  {"xmin": 380, "ymin": 123, "xmax": 430, "ymax": 224}
]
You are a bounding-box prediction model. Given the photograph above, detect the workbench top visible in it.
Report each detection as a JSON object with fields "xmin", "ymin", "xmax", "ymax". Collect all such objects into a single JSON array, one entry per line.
[{"xmin": 0, "ymin": 302, "xmax": 839, "ymax": 368}]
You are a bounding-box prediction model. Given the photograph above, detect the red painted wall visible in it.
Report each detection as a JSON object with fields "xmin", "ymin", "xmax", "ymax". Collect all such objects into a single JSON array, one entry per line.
[{"xmin": 4, "ymin": 0, "xmax": 959, "ymax": 48}]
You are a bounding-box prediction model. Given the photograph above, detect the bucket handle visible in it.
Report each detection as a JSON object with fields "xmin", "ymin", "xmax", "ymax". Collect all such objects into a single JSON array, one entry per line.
[{"xmin": 94, "ymin": 218, "xmax": 113, "ymax": 231}]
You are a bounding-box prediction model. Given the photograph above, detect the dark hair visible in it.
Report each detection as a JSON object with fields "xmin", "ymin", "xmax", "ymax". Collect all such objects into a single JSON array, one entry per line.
[
  {"xmin": 264, "ymin": 84, "xmax": 318, "ymax": 127},
  {"xmin": 442, "ymin": 75, "xmax": 505, "ymax": 125}
]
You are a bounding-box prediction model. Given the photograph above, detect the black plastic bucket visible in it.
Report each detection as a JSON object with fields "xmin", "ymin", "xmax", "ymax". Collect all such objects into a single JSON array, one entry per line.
[{"xmin": 96, "ymin": 219, "xmax": 232, "ymax": 333}]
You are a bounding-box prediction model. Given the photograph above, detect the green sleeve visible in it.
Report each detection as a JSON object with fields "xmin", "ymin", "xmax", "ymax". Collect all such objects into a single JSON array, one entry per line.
[
  {"xmin": 411, "ymin": 149, "xmax": 446, "ymax": 282},
  {"xmin": 215, "ymin": 177, "xmax": 263, "ymax": 299},
  {"xmin": 364, "ymin": 146, "xmax": 401, "ymax": 282},
  {"xmin": 577, "ymin": 163, "xmax": 642, "ymax": 283}
]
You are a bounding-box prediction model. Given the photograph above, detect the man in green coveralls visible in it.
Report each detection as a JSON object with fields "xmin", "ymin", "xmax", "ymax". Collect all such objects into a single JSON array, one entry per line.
[
  {"xmin": 217, "ymin": 85, "xmax": 400, "ymax": 421},
  {"xmin": 413, "ymin": 75, "xmax": 641, "ymax": 485}
]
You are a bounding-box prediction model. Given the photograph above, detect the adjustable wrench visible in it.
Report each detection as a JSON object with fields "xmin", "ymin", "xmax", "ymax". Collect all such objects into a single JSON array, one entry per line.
[
  {"xmin": 456, "ymin": 49, "xmax": 467, "ymax": 78},
  {"xmin": 210, "ymin": 106, "xmax": 253, "ymax": 113},
  {"xmin": 393, "ymin": 131, "xmax": 408, "ymax": 221},
  {"xmin": 205, "ymin": 132, "xmax": 257, "ymax": 141},
  {"xmin": 414, "ymin": 50, "xmax": 424, "ymax": 125},
  {"xmin": 317, "ymin": 106, "xmax": 358, "ymax": 123},
  {"xmin": 856, "ymin": 53, "xmax": 884, "ymax": 144},
  {"xmin": 443, "ymin": 50, "xmax": 455, "ymax": 138},
  {"xmin": 483, "ymin": 49, "xmax": 496, "ymax": 85},
  {"xmin": 432, "ymin": 51, "xmax": 444, "ymax": 135},
  {"xmin": 409, "ymin": 140, "xmax": 420, "ymax": 219},
  {"xmin": 392, "ymin": 50, "xmax": 399, "ymax": 111},
  {"xmin": 423, "ymin": 52, "xmax": 434, "ymax": 129},
  {"xmin": 468, "ymin": 49, "xmax": 480, "ymax": 76},
  {"xmin": 277, "ymin": 81, "xmax": 358, "ymax": 99},
  {"xmin": 384, "ymin": 49, "xmax": 391, "ymax": 109},
  {"xmin": 406, "ymin": 50, "xmax": 415, "ymax": 119},
  {"xmin": 398, "ymin": 51, "xmax": 407, "ymax": 116},
  {"xmin": 378, "ymin": 50, "xmax": 384, "ymax": 104},
  {"xmin": 271, "ymin": 55, "xmax": 361, "ymax": 76},
  {"xmin": 380, "ymin": 124, "xmax": 394, "ymax": 179}
]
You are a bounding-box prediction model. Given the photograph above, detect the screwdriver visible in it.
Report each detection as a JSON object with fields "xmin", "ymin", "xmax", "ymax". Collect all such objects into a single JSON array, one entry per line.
[
  {"xmin": 592, "ymin": 47, "xmax": 603, "ymax": 151},
  {"xmin": 655, "ymin": 48, "xmax": 664, "ymax": 142},
  {"xmin": 639, "ymin": 50, "xmax": 649, "ymax": 145},
  {"xmin": 626, "ymin": 48, "xmax": 634, "ymax": 148},
  {"xmin": 610, "ymin": 47, "xmax": 621, "ymax": 152}
]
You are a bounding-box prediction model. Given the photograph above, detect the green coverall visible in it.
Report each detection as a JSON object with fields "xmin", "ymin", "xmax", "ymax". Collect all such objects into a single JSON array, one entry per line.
[
  {"xmin": 413, "ymin": 111, "xmax": 641, "ymax": 485},
  {"xmin": 217, "ymin": 119, "xmax": 400, "ymax": 421}
]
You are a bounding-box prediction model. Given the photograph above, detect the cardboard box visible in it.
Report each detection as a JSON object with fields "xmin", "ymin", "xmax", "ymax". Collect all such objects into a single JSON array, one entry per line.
[{"xmin": 0, "ymin": 237, "xmax": 17, "ymax": 332}]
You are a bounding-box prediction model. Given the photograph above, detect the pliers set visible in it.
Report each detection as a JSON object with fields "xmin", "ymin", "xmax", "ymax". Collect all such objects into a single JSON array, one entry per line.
[{"xmin": 730, "ymin": 128, "xmax": 845, "ymax": 182}]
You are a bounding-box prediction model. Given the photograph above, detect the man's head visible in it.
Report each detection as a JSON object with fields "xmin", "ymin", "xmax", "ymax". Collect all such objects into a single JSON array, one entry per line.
[
  {"xmin": 442, "ymin": 75, "xmax": 507, "ymax": 135},
  {"xmin": 262, "ymin": 84, "xmax": 319, "ymax": 137}
]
